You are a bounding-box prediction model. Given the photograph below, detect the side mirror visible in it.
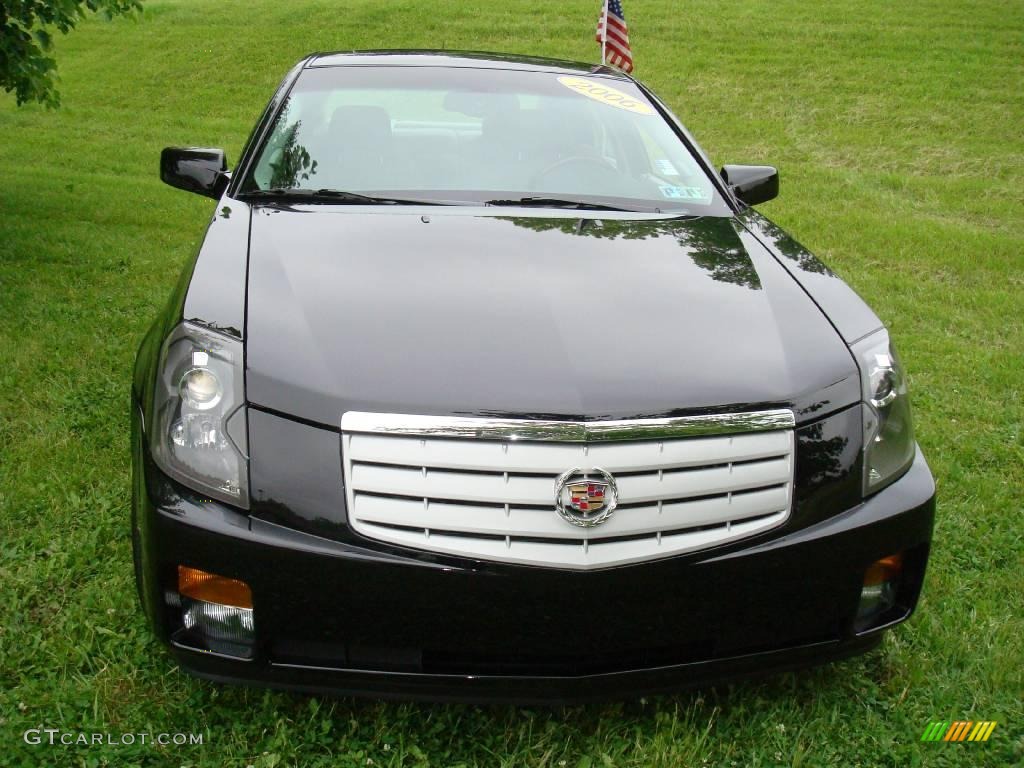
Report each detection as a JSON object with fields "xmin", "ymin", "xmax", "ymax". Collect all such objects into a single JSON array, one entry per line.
[
  {"xmin": 720, "ymin": 164, "xmax": 779, "ymax": 206},
  {"xmin": 160, "ymin": 147, "xmax": 229, "ymax": 199}
]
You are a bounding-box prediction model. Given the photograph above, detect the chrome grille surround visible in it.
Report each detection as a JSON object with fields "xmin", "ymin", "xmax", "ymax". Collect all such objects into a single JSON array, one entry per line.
[{"xmin": 341, "ymin": 410, "xmax": 796, "ymax": 569}]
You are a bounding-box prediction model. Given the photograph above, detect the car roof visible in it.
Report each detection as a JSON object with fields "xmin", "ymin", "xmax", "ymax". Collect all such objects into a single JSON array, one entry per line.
[{"xmin": 305, "ymin": 50, "xmax": 630, "ymax": 79}]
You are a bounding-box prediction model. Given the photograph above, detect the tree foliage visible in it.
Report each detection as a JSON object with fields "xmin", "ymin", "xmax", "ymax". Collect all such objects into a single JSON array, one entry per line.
[{"xmin": 1, "ymin": 0, "xmax": 141, "ymax": 106}]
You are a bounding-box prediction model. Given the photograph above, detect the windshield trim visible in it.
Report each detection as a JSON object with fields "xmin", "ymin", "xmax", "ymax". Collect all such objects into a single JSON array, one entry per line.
[
  {"xmin": 237, "ymin": 188, "xmax": 716, "ymax": 216},
  {"xmin": 229, "ymin": 57, "xmax": 311, "ymax": 200},
  {"xmin": 232, "ymin": 202, "xmax": 713, "ymax": 222},
  {"xmin": 306, "ymin": 50, "xmax": 629, "ymax": 76},
  {"xmin": 634, "ymin": 80, "xmax": 741, "ymax": 213}
]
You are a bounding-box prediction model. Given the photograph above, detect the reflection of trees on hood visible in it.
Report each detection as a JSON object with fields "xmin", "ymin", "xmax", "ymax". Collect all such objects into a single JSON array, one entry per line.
[
  {"xmin": 268, "ymin": 108, "xmax": 318, "ymax": 188},
  {"xmin": 745, "ymin": 212, "xmax": 833, "ymax": 277},
  {"xmin": 684, "ymin": 224, "xmax": 761, "ymax": 290},
  {"xmin": 499, "ymin": 216, "xmax": 761, "ymax": 290}
]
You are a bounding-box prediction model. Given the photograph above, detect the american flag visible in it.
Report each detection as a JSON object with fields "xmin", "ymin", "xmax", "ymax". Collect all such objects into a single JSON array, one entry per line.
[{"xmin": 596, "ymin": 0, "xmax": 633, "ymax": 73}]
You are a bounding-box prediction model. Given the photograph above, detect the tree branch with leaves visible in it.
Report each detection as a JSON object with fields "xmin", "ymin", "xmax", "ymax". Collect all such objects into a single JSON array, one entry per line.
[{"xmin": 1, "ymin": 0, "xmax": 141, "ymax": 107}]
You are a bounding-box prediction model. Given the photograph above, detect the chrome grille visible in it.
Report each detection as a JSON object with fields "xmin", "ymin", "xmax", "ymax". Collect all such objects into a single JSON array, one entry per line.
[{"xmin": 341, "ymin": 410, "xmax": 795, "ymax": 569}]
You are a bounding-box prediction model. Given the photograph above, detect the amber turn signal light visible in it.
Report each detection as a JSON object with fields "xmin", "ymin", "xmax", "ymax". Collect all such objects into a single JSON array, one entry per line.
[
  {"xmin": 177, "ymin": 565, "xmax": 253, "ymax": 609},
  {"xmin": 863, "ymin": 554, "xmax": 904, "ymax": 587},
  {"xmin": 856, "ymin": 552, "xmax": 906, "ymax": 631}
]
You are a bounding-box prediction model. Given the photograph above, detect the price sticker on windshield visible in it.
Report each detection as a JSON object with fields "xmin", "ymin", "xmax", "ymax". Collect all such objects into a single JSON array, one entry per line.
[{"xmin": 557, "ymin": 76, "xmax": 656, "ymax": 115}]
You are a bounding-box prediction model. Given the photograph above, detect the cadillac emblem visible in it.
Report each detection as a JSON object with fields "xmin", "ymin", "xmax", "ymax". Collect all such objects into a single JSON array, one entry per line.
[{"xmin": 554, "ymin": 467, "xmax": 619, "ymax": 527}]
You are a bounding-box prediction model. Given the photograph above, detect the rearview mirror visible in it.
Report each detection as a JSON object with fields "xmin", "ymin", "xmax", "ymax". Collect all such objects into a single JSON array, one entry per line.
[
  {"xmin": 160, "ymin": 147, "xmax": 229, "ymax": 199},
  {"xmin": 720, "ymin": 164, "xmax": 779, "ymax": 206}
]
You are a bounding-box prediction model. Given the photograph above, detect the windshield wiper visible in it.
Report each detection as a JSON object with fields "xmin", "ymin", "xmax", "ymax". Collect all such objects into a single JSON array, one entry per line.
[
  {"xmin": 484, "ymin": 196, "xmax": 649, "ymax": 212},
  {"xmin": 240, "ymin": 188, "xmax": 453, "ymax": 206}
]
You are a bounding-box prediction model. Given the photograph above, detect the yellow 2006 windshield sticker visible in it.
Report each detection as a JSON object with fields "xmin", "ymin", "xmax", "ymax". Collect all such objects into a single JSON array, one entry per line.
[{"xmin": 557, "ymin": 76, "xmax": 656, "ymax": 115}]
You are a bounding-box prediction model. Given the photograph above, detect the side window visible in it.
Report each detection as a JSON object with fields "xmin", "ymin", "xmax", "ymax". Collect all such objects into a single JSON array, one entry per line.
[
  {"xmin": 602, "ymin": 112, "xmax": 650, "ymax": 178},
  {"xmin": 637, "ymin": 124, "xmax": 682, "ymax": 181},
  {"xmin": 633, "ymin": 121, "xmax": 715, "ymax": 204},
  {"xmin": 594, "ymin": 117, "xmax": 620, "ymax": 170},
  {"xmin": 252, "ymin": 96, "xmax": 323, "ymax": 190}
]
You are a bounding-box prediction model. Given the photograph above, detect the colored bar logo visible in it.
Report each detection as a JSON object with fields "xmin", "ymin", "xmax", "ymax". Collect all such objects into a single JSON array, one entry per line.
[{"xmin": 921, "ymin": 721, "xmax": 997, "ymax": 742}]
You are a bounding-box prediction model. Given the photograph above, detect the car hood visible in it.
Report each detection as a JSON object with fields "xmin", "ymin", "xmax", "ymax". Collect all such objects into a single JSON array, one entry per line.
[{"xmin": 244, "ymin": 208, "xmax": 860, "ymax": 427}]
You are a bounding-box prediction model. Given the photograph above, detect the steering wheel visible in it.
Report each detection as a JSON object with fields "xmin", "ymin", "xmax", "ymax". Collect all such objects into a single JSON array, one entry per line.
[{"xmin": 528, "ymin": 155, "xmax": 620, "ymax": 190}]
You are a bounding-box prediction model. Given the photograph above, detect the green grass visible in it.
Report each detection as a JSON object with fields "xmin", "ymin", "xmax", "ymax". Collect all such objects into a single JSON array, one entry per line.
[{"xmin": 1, "ymin": 0, "xmax": 1022, "ymax": 765}]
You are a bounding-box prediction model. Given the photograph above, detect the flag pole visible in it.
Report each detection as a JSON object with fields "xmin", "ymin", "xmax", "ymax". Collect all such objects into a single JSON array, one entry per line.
[{"xmin": 601, "ymin": 0, "xmax": 609, "ymax": 65}]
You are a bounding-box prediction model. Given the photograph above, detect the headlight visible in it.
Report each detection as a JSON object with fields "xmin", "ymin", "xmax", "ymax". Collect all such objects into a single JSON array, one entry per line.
[
  {"xmin": 150, "ymin": 322, "xmax": 249, "ymax": 507},
  {"xmin": 852, "ymin": 328, "xmax": 915, "ymax": 495}
]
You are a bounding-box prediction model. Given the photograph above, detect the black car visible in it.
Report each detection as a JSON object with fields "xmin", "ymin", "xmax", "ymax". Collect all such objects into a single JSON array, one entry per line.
[{"xmin": 132, "ymin": 51, "xmax": 935, "ymax": 702}]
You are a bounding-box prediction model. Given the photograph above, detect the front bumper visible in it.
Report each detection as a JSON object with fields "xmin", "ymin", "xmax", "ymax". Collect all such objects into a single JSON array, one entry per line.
[{"xmin": 133, "ymin": 420, "xmax": 935, "ymax": 703}]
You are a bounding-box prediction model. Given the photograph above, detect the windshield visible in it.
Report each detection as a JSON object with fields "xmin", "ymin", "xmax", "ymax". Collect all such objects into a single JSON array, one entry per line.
[{"xmin": 240, "ymin": 65, "xmax": 729, "ymax": 214}]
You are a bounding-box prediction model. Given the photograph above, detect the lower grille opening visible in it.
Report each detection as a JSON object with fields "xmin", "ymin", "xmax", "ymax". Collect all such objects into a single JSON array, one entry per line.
[
  {"xmin": 269, "ymin": 627, "xmax": 843, "ymax": 677},
  {"xmin": 421, "ymin": 641, "xmax": 717, "ymax": 676}
]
